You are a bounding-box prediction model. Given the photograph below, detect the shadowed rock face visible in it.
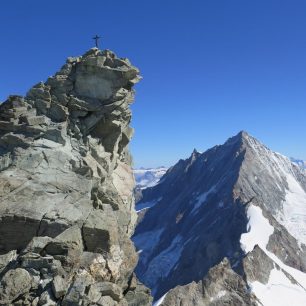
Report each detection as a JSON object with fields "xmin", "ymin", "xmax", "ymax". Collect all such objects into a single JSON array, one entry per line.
[
  {"xmin": 0, "ymin": 49, "xmax": 152, "ymax": 305},
  {"xmin": 134, "ymin": 133, "xmax": 249, "ymax": 299},
  {"xmin": 159, "ymin": 247, "xmax": 300, "ymax": 306},
  {"xmin": 159, "ymin": 259, "xmax": 258, "ymax": 306},
  {"xmin": 133, "ymin": 131, "xmax": 306, "ymax": 304}
]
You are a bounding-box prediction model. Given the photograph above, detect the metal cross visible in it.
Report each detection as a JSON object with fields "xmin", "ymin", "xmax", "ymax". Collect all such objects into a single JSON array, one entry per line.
[{"xmin": 93, "ymin": 35, "xmax": 101, "ymax": 48}]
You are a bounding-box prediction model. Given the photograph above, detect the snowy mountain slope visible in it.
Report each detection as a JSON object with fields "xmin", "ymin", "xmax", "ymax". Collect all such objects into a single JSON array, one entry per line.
[
  {"xmin": 236, "ymin": 134, "xmax": 306, "ymax": 246},
  {"xmin": 241, "ymin": 205, "xmax": 306, "ymax": 306},
  {"xmin": 132, "ymin": 131, "xmax": 306, "ymax": 305},
  {"xmin": 133, "ymin": 167, "xmax": 168, "ymax": 211},
  {"xmin": 133, "ymin": 167, "xmax": 168, "ymax": 189}
]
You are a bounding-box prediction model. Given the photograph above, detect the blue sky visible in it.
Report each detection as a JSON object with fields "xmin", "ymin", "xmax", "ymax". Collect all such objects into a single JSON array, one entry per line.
[{"xmin": 1, "ymin": 0, "xmax": 306, "ymax": 167}]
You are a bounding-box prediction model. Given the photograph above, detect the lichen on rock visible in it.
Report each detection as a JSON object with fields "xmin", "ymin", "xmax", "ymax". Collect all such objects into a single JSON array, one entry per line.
[{"xmin": 0, "ymin": 48, "xmax": 152, "ymax": 305}]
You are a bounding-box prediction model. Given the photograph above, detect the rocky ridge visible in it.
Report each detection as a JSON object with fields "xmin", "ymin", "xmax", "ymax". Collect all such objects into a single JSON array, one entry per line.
[
  {"xmin": 156, "ymin": 258, "xmax": 258, "ymax": 306},
  {"xmin": 0, "ymin": 48, "xmax": 152, "ymax": 305},
  {"xmin": 134, "ymin": 131, "xmax": 306, "ymax": 305}
]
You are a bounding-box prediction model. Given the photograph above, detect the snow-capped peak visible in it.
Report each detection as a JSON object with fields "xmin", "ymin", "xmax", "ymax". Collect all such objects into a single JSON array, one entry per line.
[{"xmin": 133, "ymin": 167, "xmax": 168, "ymax": 189}]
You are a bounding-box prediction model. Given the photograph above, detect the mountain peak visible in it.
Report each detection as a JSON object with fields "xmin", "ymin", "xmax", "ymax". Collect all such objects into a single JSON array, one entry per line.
[
  {"xmin": 0, "ymin": 49, "xmax": 152, "ymax": 305},
  {"xmin": 228, "ymin": 130, "xmax": 252, "ymax": 142},
  {"xmin": 222, "ymin": 130, "xmax": 249, "ymax": 147},
  {"xmin": 223, "ymin": 131, "xmax": 272, "ymax": 159},
  {"xmin": 239, "ymin": 130, "xmax": 250, "ymax": 137},
  {"xmin": 133, "ymin": 132, "xmax": 306, "ymax": 302},
  {"xmin": 190, "ymin": 148, "xmax": 201, "ymax": 159}
]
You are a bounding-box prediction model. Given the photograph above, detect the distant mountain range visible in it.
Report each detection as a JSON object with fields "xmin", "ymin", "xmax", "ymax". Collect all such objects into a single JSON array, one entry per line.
[
  {"xmin": 133, "ymin": 131, "xmax": 306, "ymax": 305},
  {"xmin": 291, "ymin": 158, "xmax": 306, "ymax": 170},
  {"xmin": 133, "ymin": 167, "xmax": 168, "ymax": 189}
]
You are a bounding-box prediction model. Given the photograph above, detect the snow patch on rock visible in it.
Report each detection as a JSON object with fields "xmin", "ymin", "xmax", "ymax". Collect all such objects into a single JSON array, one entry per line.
[
  {"xmin": 136, "ymin": 197, "xmax": 163, "ymax": 212},
  {"xmin": 240, "ymin": 205, "xmax": 274, "ymax": 253},
  {"xmin": 209, "ymin": 290, "xmax": 227, "ymax": 302},
  {"xmin": 153, "ymin": 293, "xmax": 167, "ymax": 306},
  {"xmin": 241, "ymin": 204, "xmax": 306, "ymax": 303},
  {"xmin": 251, "ymin": 268, "xmax": 306, "ymax": 306},
  {"xmin": 280, "ymin": 173, "xmax": 306, "ymax": 246}
]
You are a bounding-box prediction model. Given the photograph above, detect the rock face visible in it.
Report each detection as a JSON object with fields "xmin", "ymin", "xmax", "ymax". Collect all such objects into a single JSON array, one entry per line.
[
  {"xmin": 133, "ymin": 131, "xmax": 306, "ymax": 305},
  {"xmin": 158, "ymin": 259, "xmax": 258, "ymax": 306},
  {"xmin": 0, "ymin": 48, "xmax": 152, "ymax": 305}
]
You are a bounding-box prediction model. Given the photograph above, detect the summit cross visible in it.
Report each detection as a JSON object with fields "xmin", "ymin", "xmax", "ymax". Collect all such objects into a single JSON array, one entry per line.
[{"xmin": 93, "ymin": 35, "xmax": 101, "ymax": 48}]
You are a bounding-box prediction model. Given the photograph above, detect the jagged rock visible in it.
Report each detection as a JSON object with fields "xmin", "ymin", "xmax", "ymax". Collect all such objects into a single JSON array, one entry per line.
[
  {"xmin": 24, "ymin": 115, "xmax": 51, "ymax": 126},
  {"xmin": 243, "ymin": 245, "xmax": 274, "ymax": 284},
  {"xmin": 62, "ymin": 269, "xmax": 93, "ymax": 305},
  {"xmin": 39, "ymin": 289, "xmax": 57, "ymax": 306},
  {"xmin": 52, "ymin": 275, "xmax": 68, "ymax": 298},
  {"xmin": 44, "ymin": 225, "xmax": 83, "ymax": 256},
  {"xmin": 96, "ymin": 296, "xmax": 118, "ymax": 306},
  {"xmin": 0, "ymin": 48, "xmax": 151, "ymax": 305},
  {"xmin": 124, "ymin": 274, "xmax": 153, "ymax": 306},
  {"xmin": 20, "ymin": 253, "xmax": 54, "ymax": 270},
  {"xmin": 88, "ymin": 281, "xmax": 123, "ymax": 302},
  {"xmin": 79, "ymin": 252, "xmax": 109, "ymax": 281},
  {"xmin": 266, "ymin": 219, "xmax": 306, "ymax": 270},
  {"xmin": 158, "ymin": 259, "xmax": 257, "ymax": 306},
  {"xmin": 243, "ymin": 244, "xmax": 303, "ymax": 289},
  {"xmin": 23, "ymin": 237, "xmax": 53, "ymax": 254}
]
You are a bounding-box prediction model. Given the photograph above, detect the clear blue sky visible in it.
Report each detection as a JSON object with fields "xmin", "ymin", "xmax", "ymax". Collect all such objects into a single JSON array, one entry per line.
[{"xmin": 1, "ymin": 0, "xmax": 306, "ymax": 167}]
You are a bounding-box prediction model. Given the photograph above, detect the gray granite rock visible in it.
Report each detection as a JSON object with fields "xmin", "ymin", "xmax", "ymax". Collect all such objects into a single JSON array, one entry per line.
[
  {"xmin": 0, "ymin": 250, "xmax": 17, "ymax": 273},
  {"xmin": 124, "ymin": 274, "xmax": 153, "ymax": 306},
  {"xmin": 0, "ymin": 48, "xmax": 151, "ymax": 305},
  {"xmin": 0, "ymin": 268, "xmax": 33, "ymax": 304},
  {"xmin": 52, "ymin": 275, "xmax": 68, "ymax": 298}
]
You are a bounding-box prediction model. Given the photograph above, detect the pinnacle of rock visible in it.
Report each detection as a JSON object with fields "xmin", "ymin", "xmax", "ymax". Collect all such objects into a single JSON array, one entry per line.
[{"xmin": 0, "ymin": 49, "xmax": 152, "ymax": 305}]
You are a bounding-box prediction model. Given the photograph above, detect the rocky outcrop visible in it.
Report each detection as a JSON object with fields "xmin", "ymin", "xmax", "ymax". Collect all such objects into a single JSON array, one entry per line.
[
  {"xmin": 158, "ymin": 259, "xmax": 257, "ymax": 306},
  {"xmin": 158, "ymin": 246, "xmax": 306, "ymax": 306},
  {"xmin": 0, "ymin": 48, "xmax": 152, "ymax": 305}
]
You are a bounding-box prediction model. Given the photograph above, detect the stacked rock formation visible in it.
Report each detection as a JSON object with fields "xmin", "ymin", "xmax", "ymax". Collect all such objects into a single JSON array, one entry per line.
[{"xmin": 0, "ymin": 48, "xmax": 152, "ymax": 305}]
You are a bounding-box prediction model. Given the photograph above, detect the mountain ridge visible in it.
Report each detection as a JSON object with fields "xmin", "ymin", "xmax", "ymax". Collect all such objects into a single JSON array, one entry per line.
[{"xmin": 133, "ymin": 131, "xmax": 306, "ymax": 305}]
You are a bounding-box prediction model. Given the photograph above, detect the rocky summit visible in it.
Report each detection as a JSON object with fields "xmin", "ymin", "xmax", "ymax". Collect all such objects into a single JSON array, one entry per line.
[
  {"xmin": 0, "ymin": 48, "xmax": 152, "ymax": 305},
  {"xmin": 133, "ymin": 131, "xmax": 306, "ymax": 305}
]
